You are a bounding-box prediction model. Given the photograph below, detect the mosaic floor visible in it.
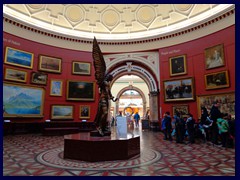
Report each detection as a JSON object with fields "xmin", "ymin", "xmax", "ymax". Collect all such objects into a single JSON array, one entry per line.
[{"xmin": 3, "ymin": 125, "xmax": 235, "ymax": 176}]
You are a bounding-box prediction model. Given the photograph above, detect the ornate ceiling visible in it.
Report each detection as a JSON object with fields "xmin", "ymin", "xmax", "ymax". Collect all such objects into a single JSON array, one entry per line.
[{"xmin": 3, "ymin": 4, "xmax": 234, "ymax": 40}]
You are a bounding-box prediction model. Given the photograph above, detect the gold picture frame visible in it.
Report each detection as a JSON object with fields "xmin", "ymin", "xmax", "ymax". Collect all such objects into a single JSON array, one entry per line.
[
  {"xmin": 31, "ymin": 72, "xmax": 48, "ymax": 85},
  {"xmin": 163, "ymin": 77, "xmax": 195, "ymax": 102},
  {"xmin": 3, "ymin": 82, "xmax": 45, "ymax": 118},
  {"xmin": 72, "ymin": 61, "xmax": 91, "ymax": 75},
  {"xmin": 204, "ymin": 70, "xmax": 229, "ymax": 90},
  {"xmin": 205, "ymin": 44, "xmax": 225, "ymax": 69},
  {"xmin": 197, "ymin": 92, "xmax": 235, "ymax": 119},
  {"xmin": 51, "ymin": 105, "xmax": 74, "ymax": 119},
  {"xmin": 66, "ymin": 80, "xmax": 95, "ymax": 101},
  {"xmin": 79, "ymin": 105, "xmax": 90, "ymax": 119},
  {"xmin": 4, "ymin": 68, "xmax": 28, "ymax": 83},
  {"xmin": 4, "ymin": 47, "xmax": 34, "ymax": 69},
  {"xmin": 50, "ymin": 79, "xmax": 63, "ymax": 96},
  {"xmin": 169, "ymin": 55, "xmax": 187, "ymax": 76},
  {"xmin": 39, "ymin": 55, "xmax": 62, "ymax": 73},
  {"xmin": 172, "ymin": 104, "xmax": 189, "ymax": 117}
]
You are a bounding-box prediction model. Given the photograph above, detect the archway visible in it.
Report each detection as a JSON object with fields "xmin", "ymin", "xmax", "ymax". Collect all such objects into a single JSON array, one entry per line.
[
  {"xmin": 115, "ymin": 85, "xmax": 147, "ymax": 118},
  {"xmin": 105, "ymin": 51, "xmax": 160, "ymax": 122}
]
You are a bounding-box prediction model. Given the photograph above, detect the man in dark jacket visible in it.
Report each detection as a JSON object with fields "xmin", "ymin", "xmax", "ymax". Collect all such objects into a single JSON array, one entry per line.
[
  {"xmin": 163, "ymin": 111, "xmax": 172, "ymax": 141},
  {"xmin": 175, "ymin": 112, "xmax": 185, "ymax": 143},
  {"xmin": 210, "ymin": 102, "xmax": 221, "ymax": 145},
  {"xmin": 186, "ymin": 113, "xmax": 195, "ymax": 144}
]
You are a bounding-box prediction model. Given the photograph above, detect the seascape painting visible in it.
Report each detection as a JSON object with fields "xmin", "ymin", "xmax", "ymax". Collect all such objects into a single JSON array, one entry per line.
[
  {"xmin": 3, "ymin": 83, "xmax": 45, "ymax": 117},
  {"xmin": 4, "ymin": 47, "xmax": 34, "ymax": 69},
  {"xmin": 51, "ymin": 105, "xmax": 74, "ymax": 119}
]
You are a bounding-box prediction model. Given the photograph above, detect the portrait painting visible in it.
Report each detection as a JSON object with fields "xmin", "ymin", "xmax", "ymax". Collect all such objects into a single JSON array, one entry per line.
[
  {"xmin": 172, "ymin": 105, "xmax": 189, "ymax": 117},
  {"xmin": 163, "ymin": 77, "xmax": 195, "ymax": 102},
  {"xmin": 31, "ymin": 72, "xmax": 48, "ymax": 85},
  {"xmin": 205, "ymin": 44, "xmax": 225, "ymax": 69},
  {"xmin": 4, "ymin": 68, "xmax": 27, "ymax": 83},
  {"xmin": 205, "ymin": 70, "xmax": 229, "ymax": 90},
  {"xmin": 51, "ymin": 105, "xmax": 74, "ymax": 119},
  {"xmin": 79, "ymin": 105, "xmax": 90, "ymax": 119},
  {"xmin": 39, "ymin": 55, "xmax": 62, "ymax": 73},
  {"xmin": 72, "ymin": 61, "xmax": 91, "ymax": 75},
  {"xmin": 50, "ymin": 79, "xmax": 63, "ymax": 96},
  {"xmin": 197, "ymin": 93, "xmax": 235, "ymax": 119},
  {"xmin": 67, "ymin": 80, "xmax": 95, "ymax": 101},
  {"xmin": 169, "ymin": 55, "xmax": 187, "ymax": 76},
  {"xmin": 3, "ymin": 83, "xmax": 45, "ymax": 118},
  {"xmin": 4, "ymin": 47, "xmax": 34, "ymax": 69}
]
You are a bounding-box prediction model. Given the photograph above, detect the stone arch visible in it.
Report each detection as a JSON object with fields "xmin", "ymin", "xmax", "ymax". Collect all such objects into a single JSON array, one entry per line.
[
  {"xmin": 114, "ymin": 85, "xmax": 147, "ymax": 117},
  {"xmin": 108, "ymin": 62, "xmax": 159, "ymax": 122}
]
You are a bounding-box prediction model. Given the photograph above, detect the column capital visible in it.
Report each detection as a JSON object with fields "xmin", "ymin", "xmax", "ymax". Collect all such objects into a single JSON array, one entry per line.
[{"xmin": 149, "ymin": 91, "xmax": 159, "ymax": 96}]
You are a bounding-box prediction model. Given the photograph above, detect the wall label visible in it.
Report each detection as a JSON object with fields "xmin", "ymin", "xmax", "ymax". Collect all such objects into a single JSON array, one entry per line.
[
  {"xmin": 3, "ymin": 38, "xmax": 21, "ymax": 46},
  {"xmin": 161, "ymin": 49, "xmax": 181, "ymax": 56}
]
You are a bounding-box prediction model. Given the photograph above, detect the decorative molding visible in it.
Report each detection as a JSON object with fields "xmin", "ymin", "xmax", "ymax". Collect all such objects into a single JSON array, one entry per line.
[
  {"xmin": 3, "ymin": 9, "xmax": 235, "ymax": 53},
  {"xmin": 111, "ymin": 63, "xmax": 158, "ymax": 92}
]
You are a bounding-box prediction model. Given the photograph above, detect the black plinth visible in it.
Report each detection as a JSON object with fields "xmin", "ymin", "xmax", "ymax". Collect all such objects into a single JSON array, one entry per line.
[
  {"xmin": 90, "ymin": 130, "xmax": 111, "ymax": 137},
  {"xmin": 64, "ymin": 132, "xmax": 140, "ymax": 162}
]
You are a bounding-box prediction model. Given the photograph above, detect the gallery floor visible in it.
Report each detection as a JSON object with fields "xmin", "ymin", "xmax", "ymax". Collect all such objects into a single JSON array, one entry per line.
[{"xmin": 3, "ymin": 124, "xmax": 235, "ymax": 176}]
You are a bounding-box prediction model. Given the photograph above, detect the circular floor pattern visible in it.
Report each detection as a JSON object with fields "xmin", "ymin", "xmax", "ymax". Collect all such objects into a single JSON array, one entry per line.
[{"xmin": 36, "ymin": 148, "xmax": 162, "ymax": 171}]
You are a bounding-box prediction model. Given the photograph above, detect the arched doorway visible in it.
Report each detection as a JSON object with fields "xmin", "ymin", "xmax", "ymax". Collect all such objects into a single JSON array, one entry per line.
[{"xmin": 104, "ymin": 51, "xmax": 160, "ymax": 123}]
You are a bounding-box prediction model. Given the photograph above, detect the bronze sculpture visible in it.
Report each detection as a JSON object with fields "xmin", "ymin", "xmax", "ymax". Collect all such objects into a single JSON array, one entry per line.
[{"xmin": 92, "ymin": 37, "xmax": 118, "ymax": 136}]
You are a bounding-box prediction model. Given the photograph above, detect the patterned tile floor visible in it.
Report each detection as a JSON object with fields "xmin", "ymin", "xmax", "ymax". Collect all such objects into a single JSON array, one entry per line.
[{"xmin": 3, "ymin": 125, "xmax": 235, "ymax": 176}]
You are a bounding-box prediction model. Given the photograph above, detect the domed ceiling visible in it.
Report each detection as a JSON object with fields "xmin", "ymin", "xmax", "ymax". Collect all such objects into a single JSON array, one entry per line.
[{"xmin": 3, "ymin": 4, "xmax": 234, "ymax": 40}]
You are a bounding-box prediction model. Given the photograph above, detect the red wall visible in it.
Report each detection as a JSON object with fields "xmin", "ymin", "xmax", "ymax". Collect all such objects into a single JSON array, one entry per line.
[
  {"xmin": 3, "ymin": 25, "xmax": 235, "ymax": 123},
  {"xmin": 3, "ymin": 33, "xmax": 99, "ymax": 122},
  {"xmin": 159, "ymin": 25, "xmax": 235, "ymax": 121}
]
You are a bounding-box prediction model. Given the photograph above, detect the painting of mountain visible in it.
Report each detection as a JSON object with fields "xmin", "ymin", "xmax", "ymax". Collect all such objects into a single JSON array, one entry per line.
[{"xmin": 3, "ymin": 83, "xmax": 45, "ymax": 117}]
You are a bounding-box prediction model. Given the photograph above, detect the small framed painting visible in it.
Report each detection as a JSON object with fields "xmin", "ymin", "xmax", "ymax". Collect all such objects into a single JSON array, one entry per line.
[
  {"xmin": 163, "ymin": 77, "xmax": 195, "ymax": 102},
  {"xmin": 4, "ymin": 47, "xmax": 34, "ymax": 69},
  {"xmin": 51, "ymin": 105, "xmax": 74, "ymax": 119},
  {"xmin": 66, "ymin": 80, "xmax": 95, "ymax": 101},
  {"xmin": 79, "ymin": 105, "xmax": 90, "ymax": 119},
  {"xmin": 172, "ymin": 105, "xmax": 189, "ymax": 117},
  {"xmin": 39, "ymin": 55, "xmax": 62, "ymax": 73},
  {"xmin": 4, "ymin": 68, "xmax": 27, "ymax": 83},
  {"xmin": 72, "ymin": 61, "xmax": 91, "ymax": 75},
  {"xmin": 205, "ymin": 44, "xmax": 225, "ymax": 69},
  {"xmin": 50, "ymin": 79, "xmax": 63, "ymax": 96},
  {"xmin": 31, "ymin": 72, "xmax": 48, "ymax": 85},
  {"xmin": 205, "ymin": 70, "xmax": 229, "ymax": 90},
  {"xmin": 169, "ymin": 55, "xmax": 187, "ymax": 76}
]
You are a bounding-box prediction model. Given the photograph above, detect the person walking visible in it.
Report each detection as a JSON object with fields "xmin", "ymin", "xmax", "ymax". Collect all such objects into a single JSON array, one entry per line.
[{"xmin": 134, "ymin": 112, "xmax": 140, "ymax": 128}]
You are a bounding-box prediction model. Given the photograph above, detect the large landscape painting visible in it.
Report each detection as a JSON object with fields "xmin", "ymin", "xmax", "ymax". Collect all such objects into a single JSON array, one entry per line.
[{"xmin": 3, "ymin": 83, "xmax": 45, "ymax": 117}]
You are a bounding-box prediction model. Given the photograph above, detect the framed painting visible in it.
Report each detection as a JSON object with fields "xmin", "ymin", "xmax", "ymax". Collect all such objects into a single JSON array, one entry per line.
[
  {"xmin": 4, "ymin": 68, "xmax": 27, "ymax": 83},
  {"xmin": 197, "ymin": 92, "xmax": 235, "ymax": 119},
  {"xmin": 51, "ymin": 105, "xmax": 74, "ymax": 119},
  {"xmin": 205, "ymin": 44, "xmax": 225, "ymax": 69},
  {"xmin": 163, "ymin": 77, "xmax": 195, "ymax": 102},
  {"xmin": 3, "ymin": 82, "xmax": 45, "ymax": 118},
  {"xmin": 50, "ymin": 79, "xmax": 63, "ymax": 96},
  {"xmin": 72, "ymin": 61, "xmax": 91, "ymax": 75},
  {"xmin": 169, "ymin": 55, "xmax": 187, "ymax": 76},
  {"xmin": 79, "ymin": 105, "xmax": 90, "ymax": 119},
  {"xmin": 4, "ymin": 47, "xmax": 34, "ymax": 69},
  {"xmin": 66, "ymin": 80, "xmax": 95, "ymax": 101},
  {"xmin": 31, "ymin": 72, "xmax": 48, "ymax": 85},
  {"xmin": 172, "ymin": 105, "xmax": 189, "ymax": 117},
  {"xmin": 205, "ymin": 70, "xmax": 229, "ymax": 90},
  {"xmin": 39, "ymin": 55, "xmax": 62, "ymax": 73}
]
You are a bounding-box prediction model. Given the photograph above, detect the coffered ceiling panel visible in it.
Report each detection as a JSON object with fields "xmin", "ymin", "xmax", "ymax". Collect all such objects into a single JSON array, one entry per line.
[{"xmin": 3, "ymin": 4, "xmax": 234, "ymax": 40}]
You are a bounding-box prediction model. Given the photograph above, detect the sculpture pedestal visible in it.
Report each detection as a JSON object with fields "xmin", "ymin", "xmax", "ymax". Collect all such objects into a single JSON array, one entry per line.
[
  {"xmin": 90, "ymin": 130, "xmax": 111, "ymax": 137},
  {"xmin": 64, "ymin": 132, "xmax": 140, "ymax": 162}
]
